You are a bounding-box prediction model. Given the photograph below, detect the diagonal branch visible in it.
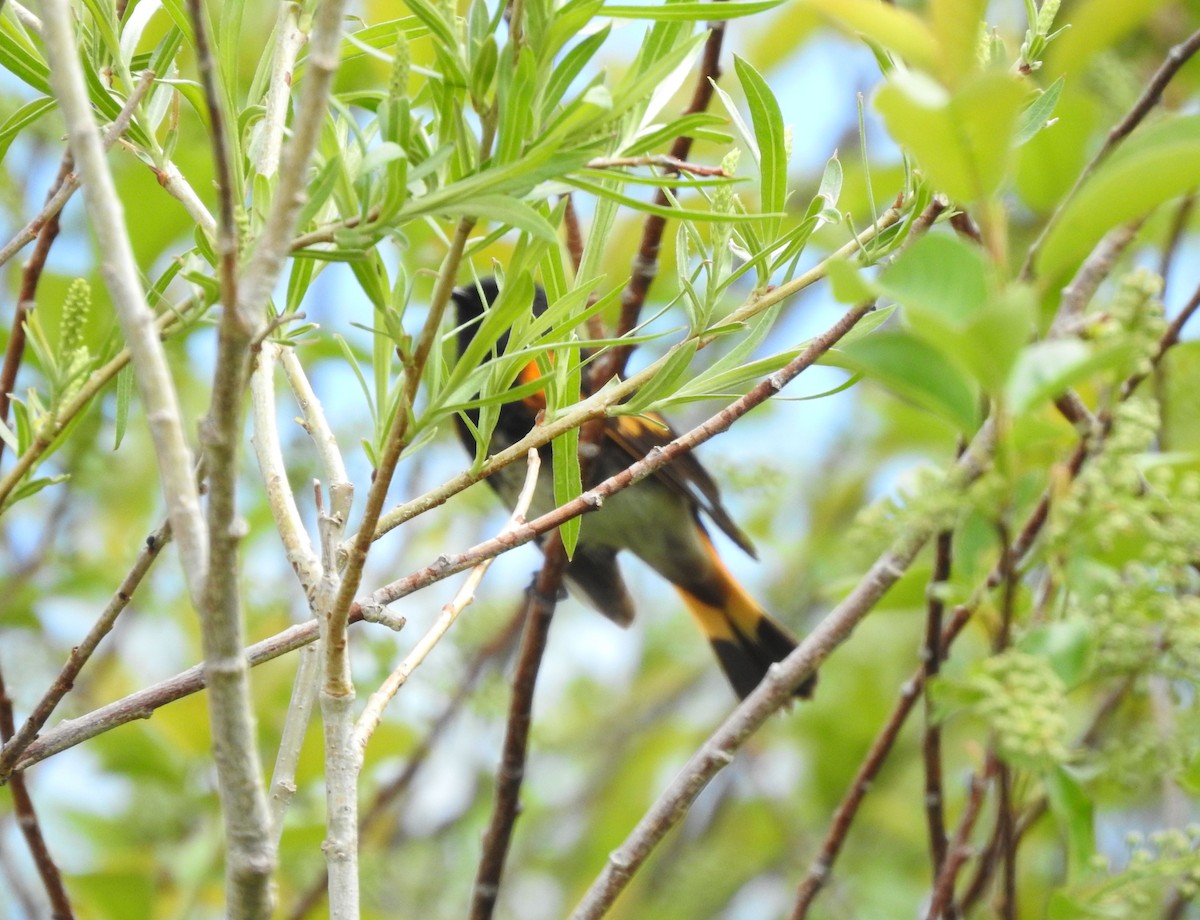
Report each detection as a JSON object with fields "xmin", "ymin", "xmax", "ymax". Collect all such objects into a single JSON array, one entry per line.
[{"xmin": 11, "ymin": 297, "xmax": 884, "ymax": 777}]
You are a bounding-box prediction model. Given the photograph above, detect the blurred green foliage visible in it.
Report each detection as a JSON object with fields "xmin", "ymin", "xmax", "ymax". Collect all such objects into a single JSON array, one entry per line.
[{"xmin": 2, "ymin": 0, "xmax": 1200, "ymax": 918}]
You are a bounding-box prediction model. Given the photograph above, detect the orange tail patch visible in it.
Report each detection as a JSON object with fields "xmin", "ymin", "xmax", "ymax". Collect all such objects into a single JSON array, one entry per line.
[{"xmin": 675, "ymin": 539, "xmax": 814, "ymax": 700}]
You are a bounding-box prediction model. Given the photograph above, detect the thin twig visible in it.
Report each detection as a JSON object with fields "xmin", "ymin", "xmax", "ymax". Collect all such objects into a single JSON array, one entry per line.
[
  {"xmin": 252, "ymin": 2, "xmax": 307, "ymax": 178},
  {"xmin": 0, "ymin": 71, "xmax": 156, "ymax": 271},
  {"xmin": 0, "ymin": 666, "xmax": 74, "ymax": 919},
  {"xmin": 354, "ymin": 450, "xmax": 540, "ymax": 751},
  {"xmin": 0, "ymin": 519, "xmax": 172, "ymax": 779},
  {"xmin": 268, "ymin": 643, "xmax": 321, "ymax": 845},
  {"xmin": 279, "ymin": 347, "xmax": 353, "ymax": 526},
  {"xmin": 584, "ymin": 154, "xmax": 729, "ymax": 176},
  {"xmin": 250, "ymin": 344, "xmax": 322, "ymax": 602},
  {"xmin": 922, "ymin": 530, "xmax": 953, "ymax": 905},
  {"xmin": 926, "ymin": 758, "xmax": 998, "ymax": 920},
  {"xmin": 790, "ymin": 678, "xmax": 925, "ymax": 919},
  {"xmin": 0, "ymin": 156, "xmax": 70, "ymax": 458},
  {"xmin": 1158, "ymin": 193, "xmax": 1195, "ymax": 299}
]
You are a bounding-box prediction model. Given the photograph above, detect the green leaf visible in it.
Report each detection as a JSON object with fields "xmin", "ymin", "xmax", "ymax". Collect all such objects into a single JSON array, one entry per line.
[
  {"xmin": 875, "ymin": 70, "xmax": 1026, "ymax": 202},
  {"xmin": 567, "ymin": 176, "xmax": 780, "ymax": 223},
  {"xmin": 1017, "ymin": 620, "xmax": 1093, "ymax": 689},
  {"xmin": 930, "ymin": 0, "xmax": 988, "ymax": 84},
  {"xmin": 497, "ymin": 47, "xmax": 538, "ymax": 165},
  {"xmin": 0, "ymin": 96, "xmax": 54, "ymax": 162},
  {"xmin": 620, "ymin": 340, "xmax": 699, "ymax": 415},
  {"xmin": 881, "ymin": 234, "xmax": 989, "ymax": 324},
  {"xmin": 553, "ymin": 424, "xmax": 583, "ymax": 557},
  {"xmin": 601, "ymin": 0, "xmax": 787, "ymax": 20},
  {"xmin": 542, "ymin": 27, "xmax": 610, "ymax": 116},
  {"xmin": 1044, "ymin": 765, "xmax": 1096, "ymax": 882},
  {"xmin": 879, "ymin": 235, "xmax": 1032, "ymax": 390},
  {"xmin": 0, "ymin": 18, "xmax": 51, "ymax": 94},
  {"xmin": 800, "ymin": 0, "xmax": 939, "ymax": 71},
  {"xmin": 733, "ymin": 56, "xmax": 787, "ymax": 240},
  {"xmin": 826, "ymin": 258, "xmax": 878, "ymax": 305},
  {"xmin": 1036, "ymin": 114, "xmax": 1200, "ymax": 279},
  {"xmin": 1015, "ymin": 76, "xmax": 1065, "ymax": 145},
  {"xmin": 1006, "ymin": 339, "xmax": 1137, "ymax": 414},
  {"xmin": 449, "ymin": 195, "xmax": 559, "ymax": 243},
  {"xmin": 113, "ymin": 364, "xmax": 133, "ymax": 450},
  {"xmin": 833, "ymin": 330, "xmax": 979, "ymax": 430}
]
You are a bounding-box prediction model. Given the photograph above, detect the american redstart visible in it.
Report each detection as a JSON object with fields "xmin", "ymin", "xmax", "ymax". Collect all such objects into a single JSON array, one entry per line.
[{"xmin": 452, "ymin": 278, "xmax": 814, "ymax": 700}]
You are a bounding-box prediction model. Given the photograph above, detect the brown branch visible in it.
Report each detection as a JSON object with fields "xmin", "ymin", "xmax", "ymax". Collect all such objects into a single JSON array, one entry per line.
[
  {"xmin": 790, "ymin": 677, "xmax": 924, "ymax": 918},
  {"xmin": 472, "ymin": 389, "xmax": 612, "ymax": 919},
  {"xmin": 926, "ymin": 757, "xmax": 998, "ymax": 920},
  {"xmin": 922, "ymin": 530, "xmax": 953, "ymax": 901},
  {"xmin": 0, "ymin": 70, "xmax": 155, "ymax": 271},
  {"xmin": 11, "ymin": 299, "xmax": 877, "ymax": 776},
  {"xmin": 0, "ymin": 665, "xmax": 74, "ymax": 919},
  {"xmin": 0, "ymin": 519, "xmax": 172, "ymax": 779},
  {"xmin": 1158, "ymin": 194, "xmax": 1195, "ymax": 300},
  {"xmin": 597, "ymin": 19, "xmax": 728, "ymax": 387},
  {"xmin": 994, "ymin": 522, "xmax": 1018, "ymax": 920},
  {"xmin": 469, "ymin": 543, "xmax": 568, "ymax": 920},
  {"xmin": 0, "ymin": 158, "xmax": 69, "ymax": 458}
]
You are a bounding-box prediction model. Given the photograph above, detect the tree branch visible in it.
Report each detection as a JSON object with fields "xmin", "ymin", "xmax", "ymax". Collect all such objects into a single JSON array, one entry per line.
[
  {"xmin": 188, "ymin": 0, "xmax": 276, "ymax": 911},
  {"xmin": 41, "ymin": 2, "xmax": 209, "ymax": 600}
]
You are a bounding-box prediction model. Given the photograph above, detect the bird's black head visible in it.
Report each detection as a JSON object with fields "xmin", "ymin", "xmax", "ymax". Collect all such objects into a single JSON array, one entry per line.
[{"xmin": 451, "ymin": 277, "xmax": 547, "ymax": 359}]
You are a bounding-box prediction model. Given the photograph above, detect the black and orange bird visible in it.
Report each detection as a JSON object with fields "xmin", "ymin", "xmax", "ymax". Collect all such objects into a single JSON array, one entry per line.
[{"xmin": 452, "ymin": 277, "xmax": 814, "ymax": 700}]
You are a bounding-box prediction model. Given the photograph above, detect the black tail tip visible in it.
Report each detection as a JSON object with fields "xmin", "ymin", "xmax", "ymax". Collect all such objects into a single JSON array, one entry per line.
[{"xmin": 711, "ymin": 637, "xmax": 818, "ymax": 701}]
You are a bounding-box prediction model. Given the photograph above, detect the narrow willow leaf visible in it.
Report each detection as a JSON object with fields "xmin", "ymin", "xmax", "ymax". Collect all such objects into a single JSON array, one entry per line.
[
  {"xmin": 733, "ymin": 56, "xmax": 787, "ymax": 239},
  {"xmin": 113, "ymin": 364, "xmax": 134, "ymax": 450},
  {"xmin": 542, "ymin": 27, "xmax": 610, "ymax": 117},
  {"xmin": 543, "ymin": 0, "xmax": 606, "ymax": 61},
  {"xmin": 602, "ymin": 0, "xmax": 786, "ymax": 19},
  {"xmin": 1014, "ymin": 75, "xmax": 1064, "ymax": 145},
  {"xmin": 1044, "ymin": 766, "xmax": 1096, "ymax": 882},
  {"xmin": 334, "ymin": 334, "xmax": 376, "ymax": 418},
  {"xmin": 497, "ymin": 48, "xmax": 538, "ymax": 164},
  {"xmin": 620, "ymin": 340, "xmax": 698, "ymax": 415},
  {"xmin": 0, "ymin": 20, "xmax": 51, "ymax": 94},
  {"xmin": 443, "ymin": 195, "xmax": 560, "ymax": 243},
  {"xmin": 0, "ymin": 97, "xmax": 54, "ymax": 161},
  {"xmin": 567, "ymin": 176, "xmax": 781, "ymax": 223}
]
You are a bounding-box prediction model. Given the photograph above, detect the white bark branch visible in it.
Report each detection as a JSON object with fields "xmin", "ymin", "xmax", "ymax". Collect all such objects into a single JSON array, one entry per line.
[{"xmin": 39, "ymin": 0, "xmax": 209, "ymax": 603}]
